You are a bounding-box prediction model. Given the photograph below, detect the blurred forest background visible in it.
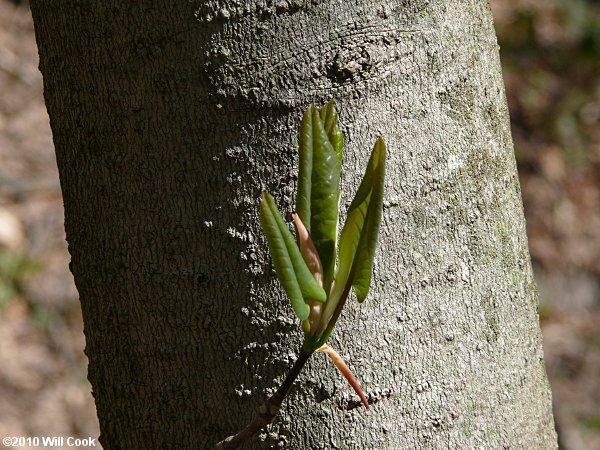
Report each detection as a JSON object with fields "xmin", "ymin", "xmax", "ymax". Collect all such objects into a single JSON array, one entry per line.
[{"xmin": 0, "ymin": 1, "xmax": 598, "ymax": 449}]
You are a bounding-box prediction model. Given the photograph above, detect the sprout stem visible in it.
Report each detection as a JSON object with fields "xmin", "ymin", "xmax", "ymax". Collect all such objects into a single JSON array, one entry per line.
[{"xmin": 214, "ymin": 350, "xmax": 312, "ymax": 449}]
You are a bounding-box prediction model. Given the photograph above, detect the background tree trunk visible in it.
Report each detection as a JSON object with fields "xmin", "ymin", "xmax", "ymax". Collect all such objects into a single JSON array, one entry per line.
[{"xmin": 30, "ymin": 0, "xmax": 557, "ymax": 448}]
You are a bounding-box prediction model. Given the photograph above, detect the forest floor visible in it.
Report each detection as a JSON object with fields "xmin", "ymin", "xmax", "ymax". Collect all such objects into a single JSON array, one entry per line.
[{"xmin": 0, "ymin": 1, "xmax": 598, "ymax": 449}]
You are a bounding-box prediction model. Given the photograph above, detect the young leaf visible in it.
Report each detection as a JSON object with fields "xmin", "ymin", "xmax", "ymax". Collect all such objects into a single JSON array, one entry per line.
[
  {"xmin": 316, "ymin": 344, "xmax": 369, "ymax": 409},
  {"xmin": 259, "ymin": 192, "xmax": 327, "ymax": 321},
  {"xmin": 296, "ymin": 108, "xmax": 314, "ymax": 234},
  {"xmin": 297, "ymin": 102, "xmax": 343, "ymax": 231},
  {"xmin": 292, "ymin": 213, "xmax": 323, "ymax": 286},
  {"xmin": 296, "ymin": 104, "xmax": 342, "ymax": 292},
  {"xmin": 319, "ymin": 100, "xmax": 343, "ymax": 164},
  {"xmin": 335, "ymin": 137, "xmax": 386, "ymax": 302}
]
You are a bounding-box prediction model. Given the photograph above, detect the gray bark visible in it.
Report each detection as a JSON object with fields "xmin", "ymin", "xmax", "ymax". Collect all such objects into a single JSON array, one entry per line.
[{"xmin": 30, "ymin": 0, "xmax": 556, "ymax": 448}]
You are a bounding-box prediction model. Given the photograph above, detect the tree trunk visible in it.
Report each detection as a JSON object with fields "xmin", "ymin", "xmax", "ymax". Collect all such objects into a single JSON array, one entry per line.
[{"xmin": 30, "ymin": 0, "xmax": 557, "ymax": 448}]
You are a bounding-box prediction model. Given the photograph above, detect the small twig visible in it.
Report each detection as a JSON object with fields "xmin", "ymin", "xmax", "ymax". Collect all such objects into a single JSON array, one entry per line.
[
  {"xmin": 316, "ymin": 344, "xmax": 369, "ymax": 409},
  {"xmin": 214, "ymin": 350, "xmax": 313, "ymax": 449}
]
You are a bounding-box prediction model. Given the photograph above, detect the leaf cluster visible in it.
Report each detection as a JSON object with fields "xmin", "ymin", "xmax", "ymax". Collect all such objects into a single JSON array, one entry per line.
[{"xmin": 259, "ymin": 100, "xmax": 386, "ymax": 352}]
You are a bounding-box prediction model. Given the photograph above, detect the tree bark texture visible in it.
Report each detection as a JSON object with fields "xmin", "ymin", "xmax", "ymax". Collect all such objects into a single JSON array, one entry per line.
[{"xmin": 30, "ymin": 0, "xmax": 557, "ymax": 448}]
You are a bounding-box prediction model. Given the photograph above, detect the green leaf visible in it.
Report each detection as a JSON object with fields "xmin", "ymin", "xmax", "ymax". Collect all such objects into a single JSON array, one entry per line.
[
  {"xmin": 296, "ymin": 104, "xmax": 342, "ymax": 292},
  {"xmin": 319, "ymin": 100, "xmax": 343, "ymax": 164},
  {"xmin": 259, "ymin": 192, "xmax": 327, "ymax": 321},
  {"xmin": 296, "ymin": 108, "xmax": 314, "ymax": 235},
  {"xmin": 335, "ymin": 137, "xmax": 386, "ymax": 302}
]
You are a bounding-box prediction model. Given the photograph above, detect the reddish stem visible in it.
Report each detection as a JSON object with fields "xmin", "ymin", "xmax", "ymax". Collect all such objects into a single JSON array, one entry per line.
[{"xmin": 317, "ymin": 344, "xmax": 369, "ymax": 409}]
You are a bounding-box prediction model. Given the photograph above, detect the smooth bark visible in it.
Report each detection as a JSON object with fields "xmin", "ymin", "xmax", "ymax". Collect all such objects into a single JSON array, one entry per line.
[{"xmin": 30, "ymin": 0, "xmax": 557, "ymax": 448}]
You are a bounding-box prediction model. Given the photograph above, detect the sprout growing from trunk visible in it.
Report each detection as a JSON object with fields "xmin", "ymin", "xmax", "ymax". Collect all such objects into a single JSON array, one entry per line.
[
  {"xmin": 216, "ymin": 100, "xmax": 386, "ymax": 449},
  {"xmin": 259, "ymin": 101, "xmax": 385, "ymax": 394}
]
